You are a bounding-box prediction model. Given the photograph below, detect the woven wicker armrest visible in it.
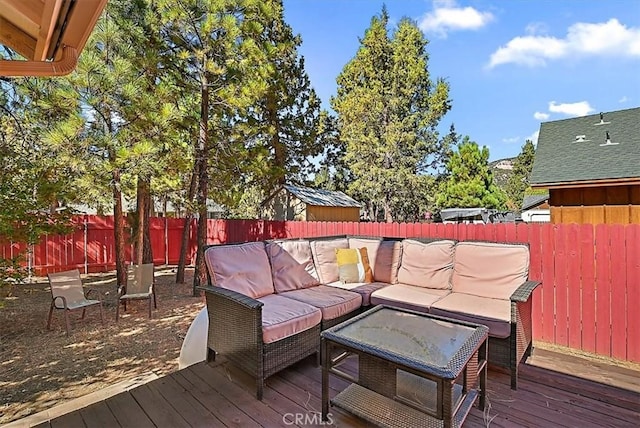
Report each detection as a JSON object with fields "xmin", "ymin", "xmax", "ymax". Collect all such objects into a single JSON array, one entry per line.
[
  {"xmin": 510, "ymin": 280, "xmax": 541, "ymax": 303},
  {"xmin": 199, "ymin": 285, "xmax": 264, "ymax": 310}
]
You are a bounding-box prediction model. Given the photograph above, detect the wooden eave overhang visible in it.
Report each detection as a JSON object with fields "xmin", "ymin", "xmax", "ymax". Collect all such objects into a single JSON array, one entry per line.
[
  {"xmin": 0, "ymin": 0, "xmax": 107, "ymax": 77},
  {"xmin": 531, "ymin": 177, "xmax": 640, "ymax": 190}
]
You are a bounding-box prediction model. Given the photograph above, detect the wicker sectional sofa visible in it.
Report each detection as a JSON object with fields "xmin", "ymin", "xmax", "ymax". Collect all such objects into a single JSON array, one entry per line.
[{"xmin": 201, "ymin": 235, "xmax": 540, "ymax": 399}]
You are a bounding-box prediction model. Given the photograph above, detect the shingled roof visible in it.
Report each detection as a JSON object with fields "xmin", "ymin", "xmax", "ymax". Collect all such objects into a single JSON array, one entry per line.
[
  {"xmin": 283, "ymin": 185, "xmax": 361, "ymax": 208},
  {"xmin": 530, "ymin": 107, "xmax": 640, "ymax": 187}
]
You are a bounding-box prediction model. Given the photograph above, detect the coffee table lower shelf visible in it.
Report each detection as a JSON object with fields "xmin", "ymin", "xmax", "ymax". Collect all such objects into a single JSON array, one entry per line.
[{"xmin": 331, "ymin": 383, "xmax": 478, "ymax": 428}]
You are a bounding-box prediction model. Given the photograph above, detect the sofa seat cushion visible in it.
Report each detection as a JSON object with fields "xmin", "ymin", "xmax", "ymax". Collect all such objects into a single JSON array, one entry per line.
[
  {"xmin": 266, "ymin": 240, "xmax": 320, "ymax": 292},
  {"xmin": 310, "ymin": 238, "xmax": 349, "ymax": 284},
  {"xmin": 452, "ymin": 241, "xmax": 529, "ymax": 300},
  {"xmin": 257, "ymin": 294, "xmax": 322, "ymax": 344},
  {"xmin": 325, "ymin": 280, "xmax": 388, "ymax": 306},
  {"xmin": 204, "ymin": 242, "xmax": 275, "ymax": 299},
  {"xmin": 281, "ymin": 286, "xmax": 362, "ymax": 321},
  {"xmin": 430, "ymin": 293, "xmax": 511, "ymax": 338},
  {"xmin": 370, "ymin": 284, "xmax": 449, "ymax": 313},
  {"xmin": 398, "ymin": 239, "xmax": 455, "ymax": 289}
]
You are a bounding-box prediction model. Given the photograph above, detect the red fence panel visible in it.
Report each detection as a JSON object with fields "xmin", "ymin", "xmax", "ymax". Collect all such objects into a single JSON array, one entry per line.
[{"xmin": 6, "ymin": 216, "xmax": 638, "ymax": 363}]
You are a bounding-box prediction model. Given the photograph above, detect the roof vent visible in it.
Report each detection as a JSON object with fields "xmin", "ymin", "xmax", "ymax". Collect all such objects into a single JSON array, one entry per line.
[
  {"xmin": 573, "ymin": 135, "xmax": 588, "ymax": 143},
  {"xmin": 599, "ymin": 131, "xmax": 618, "ymax": 147},
  {"xmin": 594, "ymin": 112, "xmax": 610, "ymax": 126}
]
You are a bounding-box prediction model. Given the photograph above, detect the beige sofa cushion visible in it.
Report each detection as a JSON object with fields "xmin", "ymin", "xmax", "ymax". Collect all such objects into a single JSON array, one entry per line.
[
  {"xmin": 348, "ymin": 237, "xmax": 382, "ymax": 276},
  {"xmin": 281, "ymin": 286, "xmax": 362, "ymax": 321},
  {"xmin": 257, "ymin": 294, "xmax": 322, "ymax": 343},
  {"xmin": 325, "ymin": 280, "xmax": 388, "ymax": 306},
  {"xmin": 310, "ymin": 238, "xmax": 349, "ymax": 283},
  {"xmin": 373, "ymin": 240, "xmax": 403, "ymax": 284},
  {"xmin": 397, "ymin": 239, "xmax": 455, "ymax": 289},
  {"xmin": 430, "ymin": 292, "xmax": 511, "ymax": 338},
  {"xmin": 370, "ymin": 284, "xmax": 449, "ymax": 313},
  {"xmin": 452, "ymin": 242, "xmax": 529, "ymax": 300},
  {"xmin": 266, "ymin": 240, "xmax": 320, "ymax": 292},
  {"xmin": 204, "ymin": 242, "xmax": 274, "ymax": 299}
]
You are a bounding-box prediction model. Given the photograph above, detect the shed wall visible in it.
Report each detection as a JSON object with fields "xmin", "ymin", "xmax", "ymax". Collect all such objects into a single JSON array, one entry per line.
[{"xmin": 549, "ymin": 185, "xmax": 640, "ymax": 224}]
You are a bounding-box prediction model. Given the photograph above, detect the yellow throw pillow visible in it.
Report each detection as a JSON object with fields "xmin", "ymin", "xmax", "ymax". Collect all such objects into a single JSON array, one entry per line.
[{"xmin": 335, "ymin": 248, "xmax": 373, "ymax": 284}]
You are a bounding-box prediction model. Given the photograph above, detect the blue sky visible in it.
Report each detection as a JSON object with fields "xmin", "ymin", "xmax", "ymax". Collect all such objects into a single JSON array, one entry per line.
[{"xmin": 283, "ymin": 0, "xmax": 640, "ymax": 161}]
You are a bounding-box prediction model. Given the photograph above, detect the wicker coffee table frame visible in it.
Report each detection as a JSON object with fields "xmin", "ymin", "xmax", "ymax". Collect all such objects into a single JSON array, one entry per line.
[{"xmin": 321, "ymin": 306, "xmax": 489, "ymax": 428}]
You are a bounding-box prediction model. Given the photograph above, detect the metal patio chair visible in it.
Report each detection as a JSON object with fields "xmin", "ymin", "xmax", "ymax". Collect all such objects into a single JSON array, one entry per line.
[{"xmin": 116, "ymin": 263, "xmax": 157, "ymax": 321}]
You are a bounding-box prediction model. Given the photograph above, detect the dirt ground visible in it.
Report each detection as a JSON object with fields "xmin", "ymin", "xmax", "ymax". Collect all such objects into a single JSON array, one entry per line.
[{"xmin": 0, "ymin": 267, "xmax": 204, "ymax": 425}]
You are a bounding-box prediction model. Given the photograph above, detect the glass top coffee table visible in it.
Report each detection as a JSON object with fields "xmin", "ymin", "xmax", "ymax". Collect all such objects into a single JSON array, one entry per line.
[{"xmin": 321, "ymin": 306, "xmax": 489, "ymax": 428}]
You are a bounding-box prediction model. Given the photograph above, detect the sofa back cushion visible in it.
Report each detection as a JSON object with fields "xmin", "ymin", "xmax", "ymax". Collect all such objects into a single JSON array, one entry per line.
[
  {"xmin": 452, "ymin": 241, "xmax": 530, "ymax": 300},
  {"xmin": 348, "ymin": 237, "xmax": 382, "ymax": 275},
  {"xmin": 397, "ymin": 239, "xmax": 455, "ymax": 289},
  {"xmin": 204, "ymin": 241, "xmax": 275, "ymax": 299},
  {"xmin": 266, "ymin": 240, "xmax": 321, "ymax": 292},
  {"xmin": 310, "ymin": 238, "xmax": 349, "ymax": 283},
  {"xmin": 373, "ymin": 240, "xmax": 403, "ymax": 284}
]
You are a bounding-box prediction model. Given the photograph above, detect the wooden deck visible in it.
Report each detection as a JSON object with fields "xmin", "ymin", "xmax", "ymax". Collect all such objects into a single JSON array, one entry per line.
[{"xmin": 23, "ymin": 348, "xmax": 639, "ymax": 428}]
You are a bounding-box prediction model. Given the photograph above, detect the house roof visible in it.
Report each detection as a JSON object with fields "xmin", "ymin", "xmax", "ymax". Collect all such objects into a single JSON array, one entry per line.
[
  {"xmin": 530, "ymin": 107, "xmax": 640, "ymax": 187},
  {"xmin": 283, "ymin": 185, "xmax": 361, "ymax": 208},
  {"xmin": 0, "ymin": 0, "xmax": 107, "ymax": 77},
  {"xmin": 522, "ymin": 193, "xmax": 549, "ymax": 211}
]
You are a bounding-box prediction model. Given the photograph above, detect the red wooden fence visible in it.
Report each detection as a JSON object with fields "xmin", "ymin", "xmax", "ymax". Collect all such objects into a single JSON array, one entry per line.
[{"xmin": 2, "ymin": 216, "xmax": 638, "ymax": 363}]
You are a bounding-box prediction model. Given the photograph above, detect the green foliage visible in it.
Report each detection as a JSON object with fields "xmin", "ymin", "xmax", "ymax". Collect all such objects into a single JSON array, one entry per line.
[
  {"xmin": 505, "ymin": 140, "xmax": 536, "ymax": 210},
  {"xmin": 436, "ymin": 137, "xmax": 507, "ymax": 210},
  {"xmin": 331, "ymin": 8, "xmax": 452, "ymax": 222}
]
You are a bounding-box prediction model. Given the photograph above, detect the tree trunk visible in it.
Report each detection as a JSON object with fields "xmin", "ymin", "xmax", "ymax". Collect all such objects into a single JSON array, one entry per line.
[
  {"xmin": 267, "ymin": 92, "xmax": 285, "ymax": 186},
  {"xmin": 142, "ymin": 178, "xmax": 153, "ymax": 264},
  {"xmin": 193, "ymin": 70, "xmax": 209, "ymax": 296},
  {"xmin": 112, "ymin": 167, "xmax": 127, "ymax": 287},
  {"xmin": 135, "ymin": 177, "xmax": 145, "ymax": 265},
  {"xmin": 176, "ymin": 167, "xmax": 199, "ymax": 284}
]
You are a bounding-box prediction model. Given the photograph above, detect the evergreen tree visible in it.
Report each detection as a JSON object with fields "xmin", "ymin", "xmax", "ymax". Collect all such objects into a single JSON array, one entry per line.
[
  {"xmin": 505, "ymin": 140, "xmax": 536, "ymax": 210},
  {"xmin": 156, "ymin": 0, "xmax": 278, "ymax": 291},
  {"xmin": 331, "ymin": 8, "xmax": 451, "ymax": 222},
  {"xmin": 436, "ymin": 137, "xmax": 507, "ymax": 210}
]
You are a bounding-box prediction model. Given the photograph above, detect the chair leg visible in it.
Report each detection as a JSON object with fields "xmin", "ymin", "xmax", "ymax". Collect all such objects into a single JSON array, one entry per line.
[
  {"xmin": 116, "ymin": 299, "xmax": 121, "ymax": 322},
  {"xmin": 148, "ymin": 297, "xmax": 152, "ymax": 319},
  {"xmin": 153, "ymin": 291, "xmax": 157, "ymax": 309},
  {"xmin": 81, "ymin": 308, "xmax": 87, "ymax": 319},
  {"xmin": 256, "ymin": 378, "xmax": 264, "ymax": 401},
  {"xmin": 63, "ymin": 310, "xmax": 71, "ymax": 336},
  {"xmin": 99, "ymin": 303, "xmax": 105, "ymax": 325},
  {"xmin": 47, "ymin": 302, "xmax": 55, "ymax": 330}
]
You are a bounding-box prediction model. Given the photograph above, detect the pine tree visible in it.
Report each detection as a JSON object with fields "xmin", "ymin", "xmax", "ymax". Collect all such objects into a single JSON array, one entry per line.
[
  {"xmin": 156, "ymin": 0, "xmax": 279, "ymax": 291},
  {"xmin": 436, "ymin": 137, "xmax": 507, "ymax": 210},
  {"xmin": 506, "ymin": 140, "xmax": 536, "ymax": 210},
  {"xmin": 331, "ymin": 8, "xmax": 451, "ymax": 222}
]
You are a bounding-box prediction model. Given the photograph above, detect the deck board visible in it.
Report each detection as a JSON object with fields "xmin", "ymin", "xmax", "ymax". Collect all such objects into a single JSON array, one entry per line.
[{"xmin": 14, "ymin": 352, "xmax": 639, "ymax": 428}]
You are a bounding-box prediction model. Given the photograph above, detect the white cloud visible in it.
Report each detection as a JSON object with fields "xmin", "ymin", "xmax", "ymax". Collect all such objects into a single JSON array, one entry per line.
[
  {"xmin": 526, "ymin": 130, "xmax": 540, "ymax": 146},
  {"xmin": 502, "ymin": 136, "xmax": 520, "ymax": 143},
  {"xmin": 548, "ymin": 101, "xmax": 594, "ymax": 117},
  {"xmin": 488, "ymin": 18, "xmax": 640, "ymax": 68},
  {"xmin": 534, "ymin": 111, "xmax": 550, "ymax": 120},
  {"xmin": 419, "ymin": 0, "xmax": 494, "ymax": 38},
  {"xmin": 619, "ymin": 96, "xmax": 628, "ymax": 103}
]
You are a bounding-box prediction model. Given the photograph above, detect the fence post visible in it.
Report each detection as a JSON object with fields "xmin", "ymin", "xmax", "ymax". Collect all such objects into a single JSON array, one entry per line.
[
  {"xmin": 84, "ymin": 216, "xmax": 88, "ymax": 274},
  {"xmin": 165, "ymin": 217, "xmax": 169, "ymax": 265}
]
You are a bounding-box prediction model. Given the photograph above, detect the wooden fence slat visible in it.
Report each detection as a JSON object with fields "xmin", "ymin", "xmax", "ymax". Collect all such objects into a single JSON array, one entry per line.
[
  {"xmin": 595, "ymin": 224, "xmax": 612, "ymax": 357},
  {"xmin": 554, "ymin": 224, "xmax": 569, "ymax": 346},
  {"xmin": 528, "ymin": 223, "xmax": 543, "ymax": 341},
  {"xmin": 567, "ymin": 224, "xmax": 582, "ymax": 350},
  {"xmin": 541, "ymin": 224, "xmax": 556, "ymax": 342},
  {"xmin": 626, "ymin": 224, "xmax": 640, "ymax": 363},
  {"xmin": 580, "ymin": 224, "xmax": 596, "ymax": 354},
  {"xmin": 609, "ymin": 224, "xmax": 627, "ymax": 360}
]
